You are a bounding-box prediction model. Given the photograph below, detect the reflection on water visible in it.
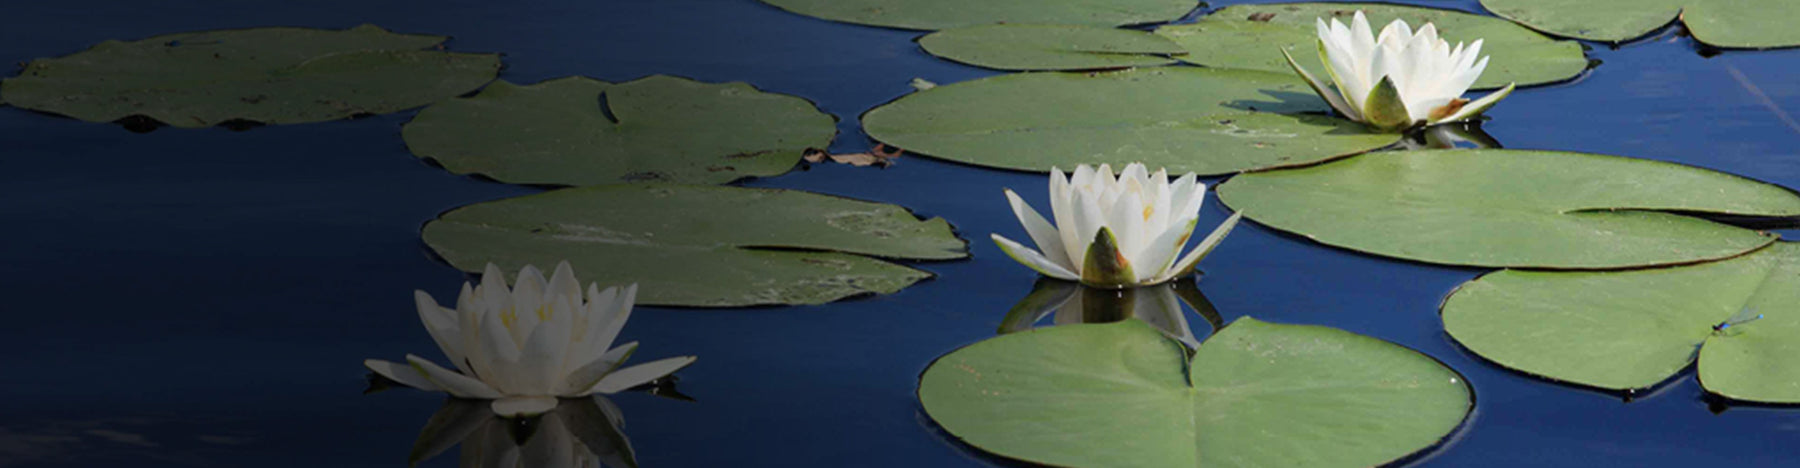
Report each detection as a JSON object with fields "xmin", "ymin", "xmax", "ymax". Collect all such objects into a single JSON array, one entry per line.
[
  {"xmin": 998, "ymin": 278, "xmax": 1224, "ymax": 348},
  {"xmin": 409, "ymin": 396, "xmax": 637, "ymax": 468},
  {"xmin": 0, "ymin": 418, "xmax": 252, "ymax": 467},
  {"xmin": 1400, "ymin": 122, "xmax": 1503, "ymax": 150}
]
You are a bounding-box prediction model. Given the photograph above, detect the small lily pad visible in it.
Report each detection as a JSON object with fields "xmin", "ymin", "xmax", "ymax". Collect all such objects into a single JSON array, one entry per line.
[
  {"xmin": 421, "ymin": 184, "xmax": 967, "ymax": 307},
  {"xmin": 403, "ymin": 75, "xmax": 834, "ymax": 186},
  {"xmin": 1480, "ymin": 0, "xmax": 1800, "ymax": 49},
  {"xmin": 1217, "ymin": 149, "xmax": 1800, "ymax": 269},
  {"xmin": 920, "ymin": 318, "xmax": 1471, "ymax": 467},
  {"xmin": 0, "ymin": 25, "xmax": 500, "ymax": 128},
  {"xmin": 1154, "ymin": 3, "xmax": 1588, "ymax": 89},
  {"xmin": 1444, "ymin": 242, "xmax": 1800, "ymax": 403},
  {"xmin": 862, "ymin": 67, "xmax": 1400, "ymax": 175},
  {"xmin": 919, "ymin": 24, "xmax": 1186, "ymax": 71},
  {"xmin": 758, "ymin": 0, "xmax": 1197, "ymax": 31}
]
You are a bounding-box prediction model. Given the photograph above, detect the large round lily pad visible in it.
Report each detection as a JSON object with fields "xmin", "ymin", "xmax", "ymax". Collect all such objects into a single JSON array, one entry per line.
[
  {"xmin": 1444, "ymin": 242, "xmax": 1800, "ymax": 403},
  {"xmin": 1154, "ymin": 3, "xmax": 1588, "ymax": 89},
  {"xmin": 862, "ymin": 67, "xmax": 1399, "ymax": 176},
  {"xmin": 0, "ymin": 25, "xmax": 500, "ymax": 128},
  {"xmin": 920, "ymin": 318, "xmax": 1470, "ymax": 467},
  {"xmin": 919, "ymin": 24, "xmax": 1185, "ymax": 71},
  {"xmin": 759, "ymin": 0, "xmax": 1197, "ymax": 31},
  {"xmin": 1480, "ymin": 0, "xmax": 1800, "ymax": 49},
  {"xmin": 1217, "ymin": 149, "xmax": 1800, "ymax": 269},
  {"xmin": 421, "ymin": 184, "xmax": 968, "ymax": 307},
  {"xmin": 403, "ymin": 75, "xmax": 833, "ymax": 186}
]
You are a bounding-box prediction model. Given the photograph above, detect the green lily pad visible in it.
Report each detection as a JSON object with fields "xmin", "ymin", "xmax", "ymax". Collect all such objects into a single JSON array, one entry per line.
[
  {"xmin": 422, "ymin": 184, "xmax": 968, "ymax": 307},
  {"xmin": 403, "ymin": 75, "xmax": 833, "ymax": 186},
  {"xmin": 1480, "ymin": 0, "xmax": 1800, "ymax": 49},
  {"xmin": 0, "ymin": 25, "xmax": 500, "ymax": 128},
  {"xmin": 918, "ymin": 24, "xmax": 1186, "ymax": 71},
  {"xmin": 758, "ymin": 0, "xmax": 1197, "ymax": 31},
  {"xmin": 1444, "ymin": 242, "xmax": 1800, "ymax": 402},
  {"xmin": 1154, "ymin": 3, "xmax": 1588, "ymax": 89},
  {"xmin": 919, "ymin": 318, "xmax": 1470, "ymax": 467},
  {"xmin": 1217, "ymin": 149, "xmax": 1800, "ymax": 269},
  {"xmin": 862, "ymin": 67, "xmax": 1400, "ymax": 175}
]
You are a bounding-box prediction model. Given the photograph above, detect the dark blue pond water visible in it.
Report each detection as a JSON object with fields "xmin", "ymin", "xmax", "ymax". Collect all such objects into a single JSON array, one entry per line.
[{"xmin": 5, "ymin": 0, "xmax": 1800, "ymax": 466}]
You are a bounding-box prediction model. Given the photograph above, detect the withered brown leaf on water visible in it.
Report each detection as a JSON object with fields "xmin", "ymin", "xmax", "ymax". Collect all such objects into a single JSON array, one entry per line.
[{"xmin": 802, "ymin": 144, "xmax": 903, "ymax": 167}]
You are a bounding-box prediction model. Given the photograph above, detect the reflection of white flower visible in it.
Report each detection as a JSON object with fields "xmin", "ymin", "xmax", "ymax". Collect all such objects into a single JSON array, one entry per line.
[
  {"xmin": 990, "ymin": 163, "xmax": 1241, "ymax": 288},
  {"xmin": 1283, "ymin": 11, "xmax": 1515, "ymax": 132},
  {"xmin": 409, "ymin": 397, "xmax": 636, "ymax": 468},
  {"xmin": 1000, "ymin": 280, "xmax": 1214, "ymax": 348},
  {"xmin": 366, "ymin": 262, "xmax": 696, "ymax": 417}
]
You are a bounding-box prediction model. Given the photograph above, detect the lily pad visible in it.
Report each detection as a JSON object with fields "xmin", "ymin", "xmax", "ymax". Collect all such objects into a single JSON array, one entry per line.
[
  {"xmin": 919, "ymin": 318, "xmax": 1470, "ymax": 467},
  {"xmin": 918, "ymin": 24, "xmax": 1185, "ymax": 71},
  {"xmin": 0, "ymin": 25, "xmax": 500, "ymax": 128},
  {"xmin": 403, "ymin": 75, "xmax": 833, "ymax": 186},
  {"xmin": 1443, "ymin": 242, "xmax": 1800, "ymax": 403},
  {"xmin": 1217, "ymin": 149, "xmax": 1800, "ymax": 269},
  {"xmin": 758, "ymin": 0, "xmax": 1197, "ymax": 31},
  {"xmin": 421, "ymin": 184, "xmax": 967, "ymax": 307},
  {"xmin": 1154, "ymin": 3, "xmax": 1588, "ymax": 88},
  {"xmin": 1480, "ymin": 0, "xmax": 1800, "ymax": 49},
  {"xmin": 862, "ymin": 67, "xmax": 1400, "ymax": 175}
]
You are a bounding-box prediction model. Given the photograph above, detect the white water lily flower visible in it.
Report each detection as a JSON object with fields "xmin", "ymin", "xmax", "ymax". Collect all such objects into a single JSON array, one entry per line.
[
  {"xmin": 366, "ymin": 262, "xmax": 697, "ymax": 417},
  {"xmin": 1282, "ymin": 11, "xmax": 1516, "ymax": 132},
  {"xmin": 990, "ymin": 163, "xmax": 1242, "ymax": 288}
]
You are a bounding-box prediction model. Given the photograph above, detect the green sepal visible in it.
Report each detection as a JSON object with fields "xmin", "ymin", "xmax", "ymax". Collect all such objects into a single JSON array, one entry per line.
[
  {"xmin": 1080, "ymin": 227, "xmax": 1138, "ymax": 288},
  {"xmin": 1361, "ymin": 76, "xmax": 1416, "ymax": 132}
]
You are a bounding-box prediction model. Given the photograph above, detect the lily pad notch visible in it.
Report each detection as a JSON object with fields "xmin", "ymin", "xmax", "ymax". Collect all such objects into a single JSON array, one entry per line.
[
  {"xmin": 404, "ymin": 75, "xmax": 837, "ymax": 186},
  {"xmin": 861, "ymin": 67, "xmax": 1401, "ymax": 176},
  {"xmin": 919, "ymin": 318, "xmax": 1473, "ymax": 467},
  {"xmin": 1479, "ymin": 0, "xmax": 1800, "ymax": 49},
  {"xmin": 421, "ymin": 184, "xmax": 968, "ymax": 307},
  {"xmin": 1217, "ymin": 149, "xmax": 1800, "ymax": 269},
  {"xmin": 1154, "ymin": 3, "xmax": 1589, "ymax": 89},
  {"xmin": 0, "ymin": 24, "xmax": 501, "ymax": 129},
  {"xmin": 1443, "ymin": 242, "xmax": 1800, "ymax": 404}
]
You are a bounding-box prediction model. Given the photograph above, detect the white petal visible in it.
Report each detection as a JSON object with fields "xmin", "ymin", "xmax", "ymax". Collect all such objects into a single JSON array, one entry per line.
[
  {"xmin": 407, "ymin": 354, "xmax": 503, "ymax": 399},
  {"xmin": 1157, "ymin": 212, "xmax": 1243, "ymax": 284},
  {"xmin": 491, "ymin": 396, "xmax": 559, "ymax": 418},
  {"xmin": 477, "ymin": 308, "xmax": 524, "ymax": 394},
  {"xmin": 516, "ymin": 310, "xmax": 572, "ymax": 395},
  {"xmin": 365, "ymin": 359, "xmax": 444, "ymax": 392},
  {"xmin": 1439, "ymin": 82, "xmax": 1514, "ymax": 123},
  {"xmin": 546, "ymin": 261, "xmax": 581, "ymax": 305},
  {"xmin": 1138, "ymin": 217, "xmax": 1198, "ymax": 281},
  {"xmin": 588, "ymin": 356, "xmax": 697, "ymax": 394},
  {"xmin": 559, "ymin": 342, "xmax": 638, "ymax": 396},
  {"xmin": 1049, "ymin": 168, "xmax": 1087, "ymax": 266},
  {"xmin": 1069, "ymin": 189, "xmax": 1107, "ymax": 258},
  {"xmin": 479, "ymin": 263, "xmax": 511, "ymax": 314},
  {"xmin": 416, "ymin": 290, "xmax": 474, "ymax": 376},
  {"xmin": 1108, "ymin": 190, "xmax": 1148, "ymax": 269},
  {"xmin": 992, "ymin": 234, "xmax": 1080, "ymax": 280},
  {"xmin": 588, "ymin": 285, "xmax": 636, "ymax": 361},
  {"xmin": 1003, "ymin": 188, "xmax": 1075, "ymax": 270}
]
